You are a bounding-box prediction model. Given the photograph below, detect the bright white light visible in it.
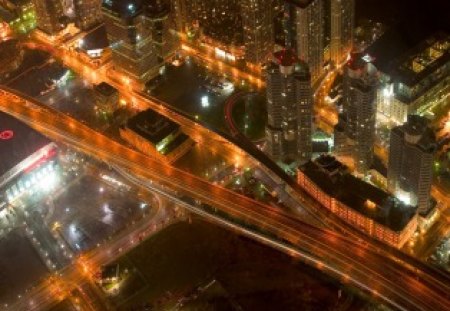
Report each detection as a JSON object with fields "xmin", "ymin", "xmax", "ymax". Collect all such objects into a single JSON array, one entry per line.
[
  {"xmin": 99, "ymin": 187, "xmax": 104, "ymax": 193},
  {"xmin": 39, "ymin": 170, "xmax": 58, "ymax": 192},
  {"xmin": 103, "ymin": 203, "xmax": 112, "ymax": 214},
  {"xmin": 362, "ymin": 54, "xmax": 374, "ymax": 63},
  {"xmin": 70, "ymin": 224, "xmax": 77, "ymax": 234},
  {"xmin": 201, "ymin": 95, "xmax": 210, "ymax": 108},
  {"xmin": 223, "ymin": 82, "xmax": 234, "ymax": 91},
  {"xmin": 397, "ymin": 191, "xmax": 411, "ymax": 206},
  {"xmin": 128, "ymin": 3, "xmax": 136, "ymax": 12},
  {"xmin": 140, "ymin": 202, "xmax": 147, "ymax": 209}
]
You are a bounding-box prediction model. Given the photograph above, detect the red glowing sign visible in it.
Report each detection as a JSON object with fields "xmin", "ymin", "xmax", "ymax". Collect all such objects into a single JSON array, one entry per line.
[{"xmin": 0, "ymin": 130, "xmax": 14, "ymax": 140}]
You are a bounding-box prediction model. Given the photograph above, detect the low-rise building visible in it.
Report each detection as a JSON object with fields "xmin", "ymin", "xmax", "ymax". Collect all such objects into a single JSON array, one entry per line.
[
  {"xmin": 0, "ymin": 111, "xmax": 59, "ymax": 214},
  {"xmin": 297, "ymin": 155, "xmax": 418, "ymax": 248},
  {"xmin": 76, "ymin": 25, "xmax": 111, "ymax": 67},
  {"xmin": 120, "ymin": 109, "xmax": 194, "ymax": 163},
  {"xmin": 93, "ymin": 82, "xmax": 119, "ymax": 114}
]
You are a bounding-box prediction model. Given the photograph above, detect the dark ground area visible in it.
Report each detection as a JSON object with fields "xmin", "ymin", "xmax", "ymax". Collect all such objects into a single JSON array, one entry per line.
[
  {"xmin": 356, "ymin": 0, "xmax": 450, "ymax": 35},
  {"xmin": 110, "ymin": 219, "xmax": 367, "ymax": 311},
  {"xmin": 0, "ymin": 229, "xmax": 48, "ymax": 304}
]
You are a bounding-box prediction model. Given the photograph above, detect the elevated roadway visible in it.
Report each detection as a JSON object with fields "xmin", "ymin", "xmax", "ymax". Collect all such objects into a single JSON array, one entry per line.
[{"xmin": 1, "ymin": 87, "xmax": 450, "ymax": 311}]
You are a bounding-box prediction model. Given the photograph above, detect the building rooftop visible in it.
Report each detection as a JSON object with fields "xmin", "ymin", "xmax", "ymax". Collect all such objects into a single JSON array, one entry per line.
[
  {"xmin": 392, "ymin": 115, "xmax": 437, "ymax": 153},
  {"xmin": 347, "ymin": 51, "xmax": 368, "ymax": 71},
  {"xmin": 94, "ymin": 82, "xmax": 118, "ymax": 97},
  {"xmin": 299, "ymin": 155, "xmax": 417, "ymax": 232},
  {"xmin": 80, "ymin": 25, "xmax": 109, "ymax": 51},
  {"xmin": 365, "ymin": 28, "xmax": 429, "ymax": 75},
  {"xmin": 370, "ymin": 156, "xmax": 387, "ymax": 177},
  {"xmin": 274, "ymin": 49, "xmax": 298, "ymax": 67},
  {"xmin": 391, "ymin": 32, "xmax": 450, "ymax": 87},
  {"xmin": 145, "ymin": 0, "xmax": 169, "ymax": 19},
  {"xmin": 0, "ymin": 112, "xmax": 51, "ymax": 177},
  {"xmin": 125, "ymin": 109, "xmax": 180, "ymax": 145},
  {"xmin": 102, "ymin": 0, "xmax": 145, "ymax": 19}
]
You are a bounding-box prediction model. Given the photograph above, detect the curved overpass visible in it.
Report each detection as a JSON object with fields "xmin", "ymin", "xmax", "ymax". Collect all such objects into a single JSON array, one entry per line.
[{"xmin": 1, "ymin": 87, "xmax": 450, "ymax": 311}]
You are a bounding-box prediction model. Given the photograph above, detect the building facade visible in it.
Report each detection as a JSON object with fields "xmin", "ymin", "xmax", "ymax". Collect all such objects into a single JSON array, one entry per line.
[
  {"xmin": 147, "ymin": 0, "xmax": 178, "ymax": 63},
  {"xmin": 286, "ymin": 0, "xmax": 324, "ymax": 83},
  {"xmin": 335, "ymin": 52, "xmax": 378, "ymax": 175},
  {"xmin": 297, "ymin": 155, "xmax": 418, "ymax": 248},
  {"xmin": 0, "ymin": 111, "xmax": 60, "ymax": 215},
  {"xmin": 73, "ymin": 0, "xmax": 103, "ymax": 30},
  {"xmin": 376, "ymin": 33, "xmax": 450, "ymax": 125},
  {"xmin": 120, "ymin": 109, "xmax": 194, "ymax": 163},
  {"xmin": 32, "ymin": 0, "xmax": 64, "ymax": 35},
  {"xmin": 387, "ymin": 115, "xmax": 436, "ymax": 214},
  {"xmin": 239, "ymin": 0, "xmax": 274, "ymax": 65},
  {"xmin": 102, "ymin": 0, "xmax": 159, "ymax": 84},
  {"xmin": 265, "ymin": 49, "xmax": 312, "ymax": 163},
  {"xmin": 330, "ymin": 0, "xmax": 354, "ymax": 65}
]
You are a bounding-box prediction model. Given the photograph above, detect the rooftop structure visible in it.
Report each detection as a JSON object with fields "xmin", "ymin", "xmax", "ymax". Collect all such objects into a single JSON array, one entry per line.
[
  {"xmin": 373, "ymin": 32, "xmax": 450, "ymax": 124},
  {"xmin": 126, "ymin": 109, "xmax": 180, "ymax": 146},
  {"xmin": 102, "ymin": 0, "xmax": 145, "ymax": 19},
  {"xmin": 0, "ymin": 111, "xmax": 51, "ymax": 177},
  {"xmin": 298, "ymin": 155, "xmax": 418, "ymax": 247},
  {"xmin": 392, "ymin": 32, "xmax": 450, "ymax": 89},
  {"xmin": 78, "ymin": 24, "xmax": 109, "ymax": 51},
  {"xmin": 120, "ymin": 109, "xmax": 193, "ymax": 163},
  {"xmin": 94, "ymin": 82, "xmax": 117, "ymax": 97}
]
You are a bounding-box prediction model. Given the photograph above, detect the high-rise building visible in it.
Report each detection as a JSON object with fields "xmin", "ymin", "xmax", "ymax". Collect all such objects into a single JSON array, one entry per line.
[
  {"xmin": 32, "ymin": 0, "xmax": 64, "ymax": 35},
  {"xmin": 102, "ymin": 0, "xmax": 159, "ymax": 84},
  {"xmin": 265, "ymin": 49, "xmax": 312, "ymax": 162},
  {"xmin": 73, "ymin": 0, "xmax": 103, "ymax": 30},
  {"xmin": 285, "ymin": 0, "xmax": 324, "ymax": 82},
  {"xmin": 239, "ymin": 0, "xmax": 274, "ymax": 65},
  {"xmin": 147, "ymin": 0, "xmax": 178, "ymax": 63},
  {"xmin": 330, "ymin": 0, "xmax": 354, "ymax": 65},
  {"xmin": 387, "ymin": 115, "xmax": 436, "ymax": 213},
  {"xmin": 335, "ymin": 52, "xmax": 377, "ymax": 174},
  {"xmin": 169, "ymin": 0, "xmax": 186, "ymax": 32}
]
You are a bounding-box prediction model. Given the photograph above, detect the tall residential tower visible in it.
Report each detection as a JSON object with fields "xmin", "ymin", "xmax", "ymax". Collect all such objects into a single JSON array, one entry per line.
[
  {"xmin": 265, "ymin": 49, "xmax": 312, "ymax": 163},
  {"xmin": 286, "ymin": 0, "xmax": 324, "ymax": 82},
  {"xmin": 330, "ymin": 0, "xmax": 354, "ymax": 65},
  {"xmin": 335, "ymin": 52, "xmax": 378, "ymax": 175},
  {"xmin": 387, "ymin": 115, "xmax": 436, "ymax": 213},
  {"xmin": 240, "ymin": 0, "xmax": 274, "ymax": 65}
]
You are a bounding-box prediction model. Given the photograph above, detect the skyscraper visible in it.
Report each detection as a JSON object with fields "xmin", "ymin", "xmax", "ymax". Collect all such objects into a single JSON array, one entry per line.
[
  {"xmin": 169, "ymin": 0, "xmax": 187, "ymax": 32},
  {"xmin": 32, "ymin": 0, "xmax": 64, "ymax": 35},
  {"xmin": 240, "ymin": 0, "xmax": 274, "ymax": 65},
  {"xmin": 286, "ymin": 0, "xmax": 324, "ymax": 83},
  {"xmin": 265, "ymin": 49, "xmax": 312, "ymax": 162},
  {"xmin": 387, "ymin": 115, "xmax": 436, "ymax": 213},
  {"xmin": 147, "ymin": 0, "xmax": 178, "ymax": 63},
  {"xmin": 73, "ymin": 0, "xmax": 103, "ymax": 30},
  {"xmin": 102, "ymin": 0, "xmax": 159, "ymax": 84},
  {"xmin": 336, "ymin": 52, "xmax": 377, "ymax": 175},
  {"xmin": 330, "ymin": 0, "xmax": 354, "ymax": 65}
]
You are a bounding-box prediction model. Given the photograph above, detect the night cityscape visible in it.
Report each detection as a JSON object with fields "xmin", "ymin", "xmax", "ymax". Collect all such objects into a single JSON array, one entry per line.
[{"xmin": 0, "ymin": 0, "xmax": 449, "ymax": 310}]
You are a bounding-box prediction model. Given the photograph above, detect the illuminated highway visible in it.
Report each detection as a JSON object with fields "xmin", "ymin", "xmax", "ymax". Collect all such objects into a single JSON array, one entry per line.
[{"xmin": 2, "ymin": 88, "xmax": 450, "ymax": 311}]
